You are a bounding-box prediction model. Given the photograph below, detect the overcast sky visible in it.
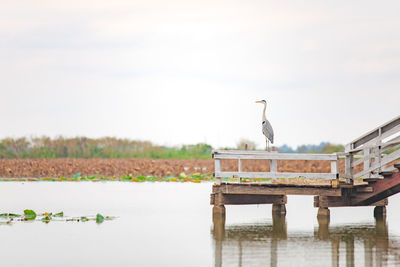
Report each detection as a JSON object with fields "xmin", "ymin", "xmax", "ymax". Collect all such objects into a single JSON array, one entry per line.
[{"xmin": 1, "ymin": 0, "xmax": 399, "ymax": 148}]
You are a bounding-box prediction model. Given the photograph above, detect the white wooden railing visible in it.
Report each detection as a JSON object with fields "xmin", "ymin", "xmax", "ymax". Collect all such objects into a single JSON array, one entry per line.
[
  {"xmin": 213, "ymin": 115, "xmax": 400, "ymax": 184},
  {"xmin": 342, "ymin": 115, "xmax": 400, "ymax": 181},
  {"xmin": 212, "ymin": 150, "xmax": 339, "ymax": 184}
]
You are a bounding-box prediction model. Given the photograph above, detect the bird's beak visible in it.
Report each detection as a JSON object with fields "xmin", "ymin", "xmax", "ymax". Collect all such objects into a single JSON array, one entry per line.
[{"xmin": 255, "ymin": 100, "xmax": 262, "ymax": 104}]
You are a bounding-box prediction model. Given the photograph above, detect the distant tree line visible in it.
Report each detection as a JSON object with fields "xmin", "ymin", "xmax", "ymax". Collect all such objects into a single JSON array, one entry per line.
[
  {"xmin": 278, "ymin": 142, "xmax": 344, "ymax": 154},
  {"xmin": 236, "ymin": 139, "xmax": 344, "ymax": 153},
  {"xmin": 0, "ymin": 137, "xmax": 212, "ymax": 159},
  {"xmin": 0, "ymin": 137, "xmax": 344, "ymax": 159}
]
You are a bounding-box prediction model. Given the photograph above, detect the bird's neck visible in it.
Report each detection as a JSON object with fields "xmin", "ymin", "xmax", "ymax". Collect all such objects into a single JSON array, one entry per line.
[{"xmin": 262, "ymin": 103, "xmax": 267, "ymax": 121}]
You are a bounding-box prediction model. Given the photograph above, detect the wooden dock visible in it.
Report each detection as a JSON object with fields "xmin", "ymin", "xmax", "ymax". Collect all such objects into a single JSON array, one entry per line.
[{"xmin": 211, "ymin": 115, "xmax": 400, "ymax": 220}]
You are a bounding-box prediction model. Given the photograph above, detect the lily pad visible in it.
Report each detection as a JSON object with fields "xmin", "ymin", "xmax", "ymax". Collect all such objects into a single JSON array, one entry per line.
[
  {"xmin": 0, "ymin": 213, "xmax": 21, "ymax": 218},
  {"xmin": 23, "ymin": 209, "xmax": 37, "ymax": 220},
  {"xmin": 96, "ymin": 213, "xmax": 104, "ymax": 223},
  {"xmin": 41, "ymin": 216, "xmax": 51, "ymax": 223},
  {"xmin": 54, "ymin": 211, "xmax": 64, "ymax": 217}
]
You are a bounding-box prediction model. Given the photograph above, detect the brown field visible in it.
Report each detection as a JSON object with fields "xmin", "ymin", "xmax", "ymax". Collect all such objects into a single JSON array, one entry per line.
[{"xmin": 0, "ymin": 158, "xmax": 359, "ymax": 178}]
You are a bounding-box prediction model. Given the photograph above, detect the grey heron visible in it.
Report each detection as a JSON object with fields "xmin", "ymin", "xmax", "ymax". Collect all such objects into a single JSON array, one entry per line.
[{"xmin": 255, "ymin": 100, "xmax": 274, "ymax": 151}]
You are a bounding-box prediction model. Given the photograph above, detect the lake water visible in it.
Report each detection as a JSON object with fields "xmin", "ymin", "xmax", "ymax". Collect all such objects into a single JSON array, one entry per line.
[{"xmin": 0, "ymin": 182, "xmax": 399, "ymax": 266}]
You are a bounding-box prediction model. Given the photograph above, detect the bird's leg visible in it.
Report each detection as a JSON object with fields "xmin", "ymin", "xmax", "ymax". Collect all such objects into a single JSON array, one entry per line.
[{"xmin": 265, "ymin": 139, "xmax": 269, "ymax": 152}]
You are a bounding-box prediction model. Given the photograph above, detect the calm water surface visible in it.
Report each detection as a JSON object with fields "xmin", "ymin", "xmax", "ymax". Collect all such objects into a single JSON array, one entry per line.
[{"xmin": 0, "ymin": 182, "xmax": 399, "ymax": 266}]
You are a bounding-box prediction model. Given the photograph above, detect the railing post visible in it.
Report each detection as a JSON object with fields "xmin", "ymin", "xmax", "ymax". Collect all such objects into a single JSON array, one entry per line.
[
  {"xmin": 215, "ymin": 159, "xmax": 221, "ymax": 185},
  {"xmin": 330, "ymin": 157, "xmax": 338, "ymax": 175},
  {"xmin": 271, "ymin": 159, "xmax": 277, "ymax": 173},
  {"xmin": 345, "ymin": 152, "xmax": 354, "ymax": 184},
  {"xmin": 363, "ymin": 148, "xmax": 371, "ymax": 178},
  {"xmin": 378, "ymin": 145, "xmax": 382, "ymax": 173},
  {"xmin": 371, "ymin": 146, "xmax": 381, "ymax": 176},
  {"xmin": 238, "ymin": 159, "xmax": 242, "ymax": 183},
  {"xmin": 330, "ymin": 155, "xmax": 339, "ymax": 187}
]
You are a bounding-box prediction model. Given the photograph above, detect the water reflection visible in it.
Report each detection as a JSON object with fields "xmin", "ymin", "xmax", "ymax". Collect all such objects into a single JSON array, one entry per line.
[{"xmin": 212, "ymin": 216, "xmax": 400, "ymax": 267}]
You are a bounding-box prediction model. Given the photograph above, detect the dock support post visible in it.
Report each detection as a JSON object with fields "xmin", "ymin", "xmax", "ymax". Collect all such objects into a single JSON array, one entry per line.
[
  {"xmin": 272, "ymin": 204, "xmax": 286, "ymax": 215},
  {"xmin": 373, "ymin": 206, "xmax": 386, "ymax": 219},
  {"xmin": 212, "ymin": 192, "xmax": 226, "ymax": 220},
  {"xmin": 272, "ymin": 195, "xmax": 287, "ymax": 216},
  {"xmin": 317, "ymin": 207, "xmax": 330, "ymax": 218},
  {"xmin": 213, "ymin": 205, "xmax": 226, "ymax": 218},
  {"xmin": 317, "ymin": 215, "xmax": 330, "ymax": 240}
]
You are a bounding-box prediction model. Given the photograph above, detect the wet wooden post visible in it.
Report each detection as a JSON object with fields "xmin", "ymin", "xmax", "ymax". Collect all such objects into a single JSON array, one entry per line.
[
  {"xmin": 212, "ymin": 155, "xmax": 226, "ymax": 219},
  {"xmin": 317, "ymin": 207, "xmax": 330, "ymax": 218},
  {"xmin": 212, "ymin": 192, "xmax": 226, "ymax": 219},
  {"xmin": 315, "ymin": 196, "xmax": 330, "ymax": 218},
  {"xmin": 316, "ymin": 215, "xmax": 330, "ymax": 240},
  {"xmin": 271, "ymin": 195, "xmax": 287, "ymax": 216},
  {"xmin": 373, "ymin": 205, "xmax": 387, "ymax": 219}
]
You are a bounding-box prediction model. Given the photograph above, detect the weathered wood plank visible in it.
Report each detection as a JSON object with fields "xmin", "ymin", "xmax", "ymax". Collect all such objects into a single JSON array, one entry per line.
[
  {"xmin": 214, "ymin": 171, "xmax": 337, "ymax": 179},
  {"xmin": 214, "ymin": 183, "xmax": 342, "ymax": 196},
  {"xmin": 214, "ymin": 194, "xmax": 287, "ymax": 205},
  {"xmin": 356, "ymin": 187, "xmax": 373, "ymax": 193},
  {"xmin": 314, "ymin": 196, "xmax": 388, "ymax": 208},
  {"xmin": 213, "ymin": 151, "xmax": 337, "ymax": 160},
  {"xmin": 353, "ymin": 172, "xmax": 400, "ymax": 205}
]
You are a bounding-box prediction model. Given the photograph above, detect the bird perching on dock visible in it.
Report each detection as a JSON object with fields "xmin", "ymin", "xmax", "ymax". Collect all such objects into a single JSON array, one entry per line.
[{"xmin": 256, "ymin": 100, "xmax": 274, "ymax": 151}]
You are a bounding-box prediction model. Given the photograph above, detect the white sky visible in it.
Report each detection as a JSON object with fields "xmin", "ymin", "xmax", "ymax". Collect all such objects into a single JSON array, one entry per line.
[{"xmin": 0, "ymin": 0, "xmax": 399, "ymax": 149}]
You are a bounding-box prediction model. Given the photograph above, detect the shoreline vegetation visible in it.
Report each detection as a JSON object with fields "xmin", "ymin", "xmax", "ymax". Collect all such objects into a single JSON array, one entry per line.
[
  {"xmin": 0, "ymin": 172, "xmax": 346, "ymax": 185},
  {"xmin": 0, "ymin": 136, "xmax": 344, "ymax": 159},
  {"xmin": 0, "ymin": 173, "xmax": 365, "ymax": 186},
  {"xmin": 1, "ymin": 158, "xmax": 354, "ymax": 179},
  {"xmin": 0, "ymin": 137, "xmax": 348, "ymax": 184},
  {"xmin": 0, "ymin": 172, "xmax": 214, "ymax": 183}
]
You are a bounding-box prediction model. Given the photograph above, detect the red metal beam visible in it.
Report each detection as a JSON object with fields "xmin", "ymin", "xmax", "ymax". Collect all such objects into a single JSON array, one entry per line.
[{"xmin": 354, "ymin": 172, "xmax": 400, "ymax": 205}]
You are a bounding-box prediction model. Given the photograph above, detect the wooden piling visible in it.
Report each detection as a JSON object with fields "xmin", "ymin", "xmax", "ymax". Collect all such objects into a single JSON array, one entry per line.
[
  {"xmin": 272, "ymin": 203, "xmax": 286, "ymax": 216},
  {"xmin": 317, "ymin": 207, "xmax": 330, "ymax": 218},
  {"xmin": 373, "ymin": 206, "xmax": 387, "ymax": 219}
]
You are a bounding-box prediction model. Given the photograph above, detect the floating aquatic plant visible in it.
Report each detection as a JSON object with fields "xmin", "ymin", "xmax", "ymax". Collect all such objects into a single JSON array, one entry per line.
[
  {"xmin": 23, "ymin": 209, "xmax": 36, "ymax": 220},
  {"xmin": 0, "ymin": 210, "xmax": 116, "ymax": 225},
  {"xmin": 96, "ymin": 213, "xmax": 104, "ymax": 223},
  {"xmin": 0, "ymin": 172, "xmax": 215, "ymax": 183}
]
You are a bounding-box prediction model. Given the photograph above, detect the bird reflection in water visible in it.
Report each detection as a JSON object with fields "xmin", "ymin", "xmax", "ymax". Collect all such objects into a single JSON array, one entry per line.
[{"xmin": 212, "ymin": 215, "xmax": 400, "ymax": 267}]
